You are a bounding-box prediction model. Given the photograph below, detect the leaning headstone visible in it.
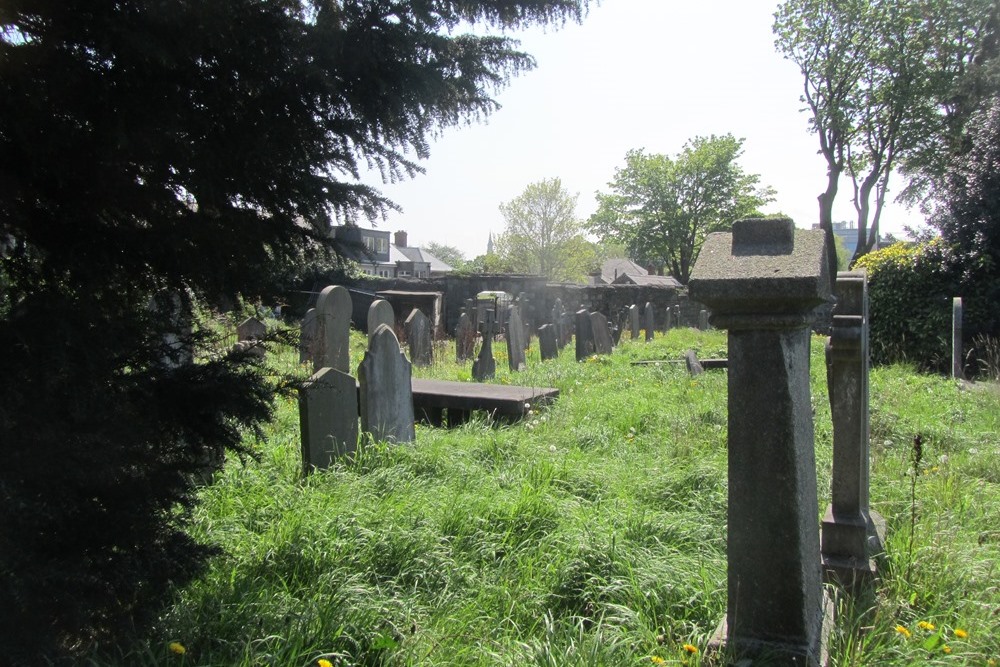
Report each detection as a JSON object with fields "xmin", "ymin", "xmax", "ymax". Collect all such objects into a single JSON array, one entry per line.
[
  {"xmin": 236, "ymin": 316, "xmax": 267, "ymax": 359},
  {"xmin": 644, "ymin": 302, "xmax": 655, "ymax": 342},
  {"xmin": 575, "ymin": 309, "xmax": 595, "ymax": 361},
  {"xmin": 299, "ymin": 367, "xmax": 359, "ymax": 471},
  {"xmin": 472, "ymin": 313, "xmax": 497, "ymax": 381},
  {"xmin": 628, "ymin": 304, "xmax": 640, "ymax": 340},
  {"xmin": 299, "ymin": 308, "xmax": 318, "ymax": 364},
  {"xmin": 590, "ymin": 312, "xmax": 614, "ymax": 355},
  {"xmin": 690, "ymin": 217, "xmax": 833, "ymax": 666},
  {"xmin": 358, "ymin": 324, "xmax": 415, "ymax": 444},
  {"xmin": 698, "ymin": 309, "xmax": 709, "ymax": 331},
  {"xmin": 684, "ymin": 349, "xmax": 704, "ymax": 376},
  {"xmin": 404, "ymin": 308, "xmax": 433, "ymax": 366},
  {"xmin": 952, "ymin": 296, "xmax": 964, "ymax": 379},
  {"xmin": 455, "ymin": 312, "xmax": 476, "ymax": 362},
  {"xmin": 506, "ymin": 306, "xmax": 526, "ymax": 371},
  {"xmin": 821, "ymin": 271, "xmax": 886, "ymax": 587},
  {"xmin": 367, "ymin": 299, "xmax": 394, "ymax": 344},
  {"xmin": 314, "ymin": 285, "xmax": 352, "ymax": 373},
  {"xmin": 538, "ymin": 324, "xmax": 559, "ymax": 361}
]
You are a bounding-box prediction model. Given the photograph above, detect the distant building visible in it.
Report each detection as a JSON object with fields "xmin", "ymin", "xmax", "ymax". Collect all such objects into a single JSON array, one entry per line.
[
  {"xmin": 588, "ymin": 258, "xmax": 680, "ymax": 286},
  {"xmin": 332, "ymin": 226, "xmax": 453, "ymax": 278},
  {"xmin": 611, "ymin": 273, "xmax": 682, "ymax": 288}
]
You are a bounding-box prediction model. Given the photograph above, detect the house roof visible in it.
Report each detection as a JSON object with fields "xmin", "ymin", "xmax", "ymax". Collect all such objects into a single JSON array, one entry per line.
[
  {"xmin": 392, "ymin": 245, "xmax": 453, "ymax": 272},
  {"xmin": 611, "ymin": 273, "xmax": 682, "ymax": 288},
  {"xmin": 600, "ymin": 258, "xmax": 648, "ymax": 284}
]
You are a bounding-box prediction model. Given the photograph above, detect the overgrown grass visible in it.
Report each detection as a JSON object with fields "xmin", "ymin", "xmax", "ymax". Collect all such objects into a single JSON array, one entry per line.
[{"xmin": 83, "ymin": 327, "xmax": 1000, "ymax": 666}]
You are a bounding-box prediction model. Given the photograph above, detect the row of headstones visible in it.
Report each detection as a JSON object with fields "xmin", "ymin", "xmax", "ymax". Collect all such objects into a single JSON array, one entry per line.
[{"xmin": 298, "ymin": 286, "xmax": 417, "ymax": 473}]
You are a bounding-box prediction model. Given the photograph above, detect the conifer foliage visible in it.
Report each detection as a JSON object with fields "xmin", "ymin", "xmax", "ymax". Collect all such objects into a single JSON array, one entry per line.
[{"xmin": 0, "ymin": 1, "xmax": 586, "ymax": 661}]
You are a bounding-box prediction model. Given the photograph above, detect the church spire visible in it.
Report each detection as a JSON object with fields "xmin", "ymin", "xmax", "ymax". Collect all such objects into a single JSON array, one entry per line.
[{"xmin": 486, "ymin": 231, "xmax": 494, "ymax": 255}]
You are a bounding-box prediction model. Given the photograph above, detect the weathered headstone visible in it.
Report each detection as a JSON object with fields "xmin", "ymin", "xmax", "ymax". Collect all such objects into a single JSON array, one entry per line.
[
  {"xmin": 404, "ymin": 308, "xmax": 433, "ymax": 366},
  {"xmin": 358, "ymin": 324, "xmax": 415, "ymax": 444},
  {"xmin": 236, "ymin": 316, "xmax": 267, "ymax": 358},
  {"xmin": 314, "ymin": 285, "xmax": 352, "ymax": 373},
  {"xmin": 821, "ymin": 271, "xmax": 886, "ymax": 587},
  {"xmin": 698, "ymin": 309, "xmax": 709, "ymax": 331},
  {"xmin": 684, "ymin": 349, "xmax": 704, "ymax": 376},
  {"xmin": 298, "ymin": 367, "xmax": 359, "ymax": 471},
  {"xmin": 149, "ymin": 290, "xmax": 193, "ymax": 368},
  {"xmin": 551, "ymin": 298, "xmax": 564, "ymax": 347},
  {"xmin": 506, "ymin": 306, "xmax": 526, "ymax": 371},
  {"xmin": 628, "ymin": 304, "xmax": 640, "ymax": 340},
  {"xmin": 455, "ymin": 312, "xmax": 476, "ymax": 362},
  {"xmin": 590, "ymin": 312, "xmax": 614, "ymax": 355},
  {"xmin": 575, "ymin": 309, "xmax": 595, "ymax": 361},
  {"xmin": 690, "ymin": 217, "xmax": 833, "ymax": 666},
  {"xmin": 644, "ymin": 302, "xmax": 655, "ymax": 342},
  {"xmin": 367, "ymin": 299, "xmax": 394, "ymax": 344},
  {"xmin": 952, "ymin": 296, "xmax": 964, "ymax": 379},
  {"xmin": 538, "ymin": 324, "xmax": 558, "ymax": 361},
  {"xmin": 472, "ymin": 313, "xmax": 497, "ymax": 381},
  {"xmin": 299, "ymin": 307, "xmax": 318, "ymax": 364},
  {"xmin": 673, "ymin": 304, "xmax": 681, "ymax": 328}
]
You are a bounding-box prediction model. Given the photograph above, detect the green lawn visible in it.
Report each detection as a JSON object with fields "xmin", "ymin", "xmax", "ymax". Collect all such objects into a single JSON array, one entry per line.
[{"xmin": 87, "ymin": 329, "xmax": 1000, "ymax": 666}]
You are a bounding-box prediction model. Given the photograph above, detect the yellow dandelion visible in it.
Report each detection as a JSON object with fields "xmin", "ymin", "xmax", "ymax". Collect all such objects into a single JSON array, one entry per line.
[
  {"xmin": 942, "ymin": 645, "xmax": 952, "ymax": 654},
  {"xmin": 953, "ymin": 628, "xmax": 968, "ymax": 639},
  {"xmin": 169, "ymin": 642, "xmax": 186, "ymax": 655},
  {"xmin": 895, "ymin": 625, "xmax": 912, "ymax": 638},
  {"xmin": 987, "ymin": 659, "xmax": 996, "ymax": 666},
  {"xmin": 682, "ymin": 643, "xmax": 699, "ymax": 654},
  {"xmin": 318, "ymin": 660, "xmax": 334, "ymax": 667},
  {"xmin": 918, "ymin": 621, "xmax": 936, "ymax": 631},
  {"xmin": 650, "ymin": 657, "xmax": 666, "ymax": 665}
]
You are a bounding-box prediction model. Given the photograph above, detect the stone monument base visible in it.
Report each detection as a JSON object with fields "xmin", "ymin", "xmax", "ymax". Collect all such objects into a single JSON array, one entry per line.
[
  {"xmin": 820, "ymin": 508, "xmax": 887, "ymax": 590},
  {"xmin": 709, "ymin": 591, "xmax": 835, "ymax": 667}
]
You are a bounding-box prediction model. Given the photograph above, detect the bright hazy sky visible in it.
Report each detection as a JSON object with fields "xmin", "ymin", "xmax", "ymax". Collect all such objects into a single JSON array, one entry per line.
[{"xmin": 362, "ymin": 0, "xmax": 927, "ymax": 259}]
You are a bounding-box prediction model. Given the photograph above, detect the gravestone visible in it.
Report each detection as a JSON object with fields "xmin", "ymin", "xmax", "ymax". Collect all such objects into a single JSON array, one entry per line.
[
  {"xmin": 690, "ymin": 217, "xmax": 833, "ymax": 666},
  {"xmin": 299, "ymin": 367, "xmax": 359, "ymax": 471},
  {"xmin": 644, "ymin": 302, "xmax": 655, "ymax": 342},
  {"xmin": 236, "ymin": 316, "xmax": 267, "ymax": 359},
  {"xmin": 673, "ymin": 304, "xmax": 681, "ymax": 328},
  {"xmin": 149, "ymin": 290, "xmax": 194, "ymax": 368},
  {"xmin": 538, "ymin": 324, "xmax": 559, "ymax": 361},
  {"xmin": 314, "ymin": 285, "xmax": 352, "ymax": 373},
  {"xmin": 821, "ymin": 271, "xmax": 886, "ymax": 587},
  {"xmin": 575, "ymin": 309, "xmax": 595, "ymax": 361},
  {"xmin": 358, "ymin": 324, "xmax": 415, "ymax": 444},
  {"xmin": 684, "ymin": 349, "xmax": 704, "ymax": 376},
  {"xmin": 952, "ymin": 297, "xmax": 964, "ymax": 379},
  {"xmin": 506, "ymin": 306, "xmax": 526, "ymax": 371},
  {"xmin": 367, "ymin": 299, "xmax": 394, "ymax": 344},
  {"xmin": 590, "ymin": 312, "xmax": 614, "ymax": 355},
  {"xmin": 455, "ymin": 312, "xmax": 476, "ymax": 362},
  {"xmin": 699, "ymin": 309, "xmax": 709, "ymax": 331},
  {"xmin": 628, "ymin": 304, "xmax": 640, "ymax": 340},
  {"xmin": 551, "ymin": 298, "xmax": 565, "ymax": 347},
  {"xmin": 472, "ymin": 312, "xmax": 497, "ymax": 381},
  {"xmin": 404, "ymin": 308, "xmax": 433, "ymax": 366},
  {"xmin": 465, "ymin": 298, "xmax": 478, "ymax": 332},
  {"xmin": 299, "ymin": 308, "xmax": 318, "ymax": 364}
]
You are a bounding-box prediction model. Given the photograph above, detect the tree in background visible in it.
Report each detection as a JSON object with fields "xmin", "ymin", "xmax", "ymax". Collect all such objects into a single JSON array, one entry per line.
[
  {"xmin": 495, "ymin": 178, "xmax": 597, "ymax": 281},
  {"xmin": 587, "ymin": 136, "xmax": 773, "ymax": 284},
  {"xmin": 774, "ymin": 0, "xmax": 999, "ymax": 266},
  {"xmin": 0, "ymin": 0, "xmax": 587, "ymax": 661},
  {"xmin": 424, "ymin": 242, "xmax": 468, "ymax": 271}
]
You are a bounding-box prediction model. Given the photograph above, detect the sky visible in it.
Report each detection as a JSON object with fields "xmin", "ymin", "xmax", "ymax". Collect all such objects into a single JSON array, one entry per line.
[{"xmin": 362, "ymin": 0, "xmax": 928, "ymax": 260}]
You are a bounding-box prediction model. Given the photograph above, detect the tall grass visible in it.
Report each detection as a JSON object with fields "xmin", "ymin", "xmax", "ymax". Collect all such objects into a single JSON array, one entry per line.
[{"xmin": 83, "ymin": 326, "xmax": 1000, "ymax": 666}]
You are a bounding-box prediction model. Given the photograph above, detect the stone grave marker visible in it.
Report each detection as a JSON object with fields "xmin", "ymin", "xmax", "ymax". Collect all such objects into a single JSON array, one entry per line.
[
  {"xmin": 690, "ymin": 217, "xmax": 833, "ymax": 666},
  {"xmin": 953, "ymin": 297, "xmax": 964, "ymax": 379},
  {"xmin": 644, "ymin": 302, "xmax": 655, "ymax": 342},
  {"xmin": 821, "ymin": 271, "xmax": 886, "ymax": 587},
  {"xmin": 314, "ymin": 285, "xmax": 352, "ymax": 373},
  {"xmin": 455, "ymin": 311, "xmax": 475, "ymax": 362},
  {"xmin": 472, "ymin": 312, "xmax": 497, "ymax": 381},
  {"xmin": 299, "ymin": 307, "xmax": 318, "ymax": 364},
  {"xmin": 538, "ymin": 324, "xmax": 558, "ymax": 361},
  {"xmin": 629, "ymin": 304, "xmax": 640, "ymax": 340},
  {"xmin": 358, "ymin": 324, "xmax": 415, "ymax": 444},
  {"xmin": 236, "ymin": 316, "xmax": 267, "ymax": 358},
  {"xmin": 673, "ymin": 304, "xmax": 681, "ymax": 328},
  {"xmin": 551, "ymin": 298, "xmax": 564, "ymax": 347},
  {"xmin": 404, "ymin": 307, "xmax": 433, "ymax": 366},
  {"xmin": 590, "ymin": 312, "xmax": 614, "ymax": 355},
  {"xmin": 149, "ymin": 290, "xmax": 193, "ymax": 368},
  {"xmin": 367, "ymin": 299, "xmax": 394, "ymax": 344},
  {"xmin": 575, "ymin": 309, "xmax": 595, "ymax": 361},
  {"xmin": 298, "ymin": 366, "xmax": 358, "ymax": 471},
  {"xmin": 684, "ymin": 349, "xmax": 704, "ymax": 376},
  {"xmin": 698, "ymin": 309, "xmax": 710, "ymax": 331},
  {"xmin": 506, "ymin": 305, "xmax": 526, "ymax": 371}
]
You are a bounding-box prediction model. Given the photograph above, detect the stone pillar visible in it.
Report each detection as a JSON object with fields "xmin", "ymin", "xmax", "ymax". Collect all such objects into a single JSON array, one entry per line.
[
  {"xmin": 821, "ymin": 271, "xmax": 886, "ymax": 588},
  {"xmin": 952, "ymin": 297, "xmax": 964, "ymax": 379},
  {"xmin": 690, "ymin": 218, "xmax": 833, "ymax": 666}
]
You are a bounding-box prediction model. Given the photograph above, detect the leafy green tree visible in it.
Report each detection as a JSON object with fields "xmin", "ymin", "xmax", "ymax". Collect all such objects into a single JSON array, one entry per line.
[
  {"xmin": 496, "ymin": 178, "xmax": 595, "ymax": 281},
  {"xmin": 587, "ymin": 136, "xmax": 773, "ymax": 284},
  {"xmin": 0, "ymin": 0, "xmax": 586, "ymax": 661},
  {"xmin": 424, "ymin": 242, "xmax": 468, "ymax": 270},
  {"xmin": 774, "ymin": 0, "xmax": 999, "ymax": 266}
]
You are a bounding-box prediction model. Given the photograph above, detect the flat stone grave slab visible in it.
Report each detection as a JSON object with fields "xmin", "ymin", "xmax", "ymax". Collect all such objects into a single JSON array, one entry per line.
[{"xmin": 411, "ymin": 379, "xmax": 558, "ymax": 427}]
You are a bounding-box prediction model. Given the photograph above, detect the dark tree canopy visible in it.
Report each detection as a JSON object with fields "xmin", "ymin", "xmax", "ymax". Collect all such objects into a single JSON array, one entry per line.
[{"xmin": 0, "ymin": 0, "xmax": 587, "ymax": 661}]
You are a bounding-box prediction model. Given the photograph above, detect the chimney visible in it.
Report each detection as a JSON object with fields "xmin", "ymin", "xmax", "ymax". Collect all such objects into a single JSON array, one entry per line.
[
  {"xmin": 394, "ymin": 230, "xmax": 408, "ymax": 247},
  {"xmin": 646, "ymin": 264, "xmax": 655, "ymax": 276}
]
